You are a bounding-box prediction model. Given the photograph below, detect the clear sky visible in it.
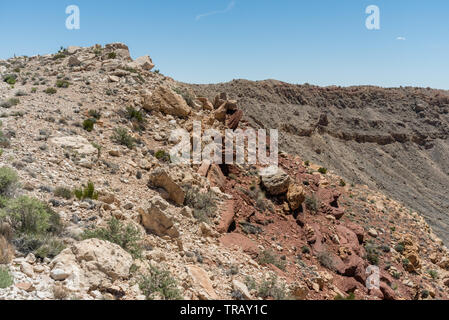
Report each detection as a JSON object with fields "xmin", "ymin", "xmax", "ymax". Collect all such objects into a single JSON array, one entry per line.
[{"xmin": 1, "ymin": 0, "xmax": 448, "ymax": 88}]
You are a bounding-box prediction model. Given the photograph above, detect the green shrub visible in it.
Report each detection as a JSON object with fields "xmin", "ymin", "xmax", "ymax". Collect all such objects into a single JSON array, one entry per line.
[
  {"xmin": 184, "ymin": 188, "xmax": 217, "ymax": 223},
  {"xmin": 82, "ymin": 118, "xmax": 95, "ymax": 132},
  {"xmin": 339, "ymin": 179, "xmax": 346, "ymax": 187},
  {"xmin": 155, "ymin": 150, "xmax": 170, "ymax": 162},
  {"xmin": 428, "ymin": 269, "xmax": 438, "ymax": 280},
  {"xmin": 108, "ymin": 52, "xmax": 117, "ymax": 59},
  {"xmin": 0, "ymin": 98, "xmax": 20, "ymax": 108},
  {"xmin": 112, "ymin": 127, "xmax": 135, "ymax": 149},
  {"xmin": 0, "ymin": 196, "xmax": 62, "ymax": 235},
  {"xmin": 257, "ymin": 275, "xmax": 288, "ymax": 300},
  {"xmin": 54, "ymin": 187, "xmax": 72, "ymax": 200},
  {"xmin": 365, "ymin": 243, "xmax": 379, "ymax": 266},
  {"xmin": 139, "ymin": 265, "xmax": 182, "ymax": 300},
  {"xmin": 31, "ymin": 87, "xmax": 37, "ymax": 93},
  {"xmin": 44, "ymin": 87, "xmax": 57, "ymax": 95},
  {"xmin": 301, "ymin": 246, "xmax": 310, "ymax": 254},
  {"xmin": 318, "ymin": 167, "xmax": 328, "ymax": 174},
  {"xmin": 32, "ymin": 237, "xmax": 65, "ymax": 259},
  {"xmin": 82, "ymin": 217, "xmax": 142, "ymax": 259},
  {"xmin": 73, "ymin": 181, "xmax": 98, "ymax": 200},
  {"xmin": 88, "ymin": 109, "xmax": 101, "ymax": 120},
  {"xmin": 0, "ymin": 266, "xmax": 13, "ymax": 289},
  {"xmin": 3, "ymin": 75, "xmax": 16, "ymax": 85},
  {"xmin": 55, "ymin": 80, "xmax": 70, "ymax": 88},
  {"xmin": 0, "ymin": 167, "xmax": 19, "ymax": 196},
  {"xmin": 394, "ymin": 243, "xmax": 405, "ymax": 253},
  {"xmin": 257, "ymin": 250, "xmax": 286, "ymax": 271},
  {"xmin": 125, "ymin": 106, "xmax": 144, "ymax": 122}
]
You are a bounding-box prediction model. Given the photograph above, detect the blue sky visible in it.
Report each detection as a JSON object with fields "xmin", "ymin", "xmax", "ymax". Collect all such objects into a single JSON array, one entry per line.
[{"xmin": 1, "ymin": 0, "xmax": 448, "ymax": 88}]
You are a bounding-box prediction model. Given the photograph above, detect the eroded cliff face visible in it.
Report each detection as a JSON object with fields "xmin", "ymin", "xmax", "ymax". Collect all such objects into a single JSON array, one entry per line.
[{"xmin": 188, "ymin": 80, "xmax": 449, "ymax": 244}]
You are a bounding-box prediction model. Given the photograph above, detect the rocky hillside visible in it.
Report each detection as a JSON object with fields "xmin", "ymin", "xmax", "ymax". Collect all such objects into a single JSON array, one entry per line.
[
  {"xmin": 0, "ymin": 44, "xmax": 448, "ymax": 300},
  {"xmin": 188, "ymin": 80, "xmax": 449, "ymax": 245}
]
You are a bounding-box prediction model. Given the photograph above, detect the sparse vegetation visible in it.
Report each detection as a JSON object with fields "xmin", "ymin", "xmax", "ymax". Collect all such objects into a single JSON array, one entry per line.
[
  {"xmin": 108, "ymin": 52, "xmax": 117, "ymax": 59},
  {"xmin": 73, "ymin": 181, "xmax": 98, "ymax": 200},
  {"xmin": 82, "ymin": 217, "xmax": 142, "ymax": 259},
  {"xmin": 139, "ymin": 265, "xmax": 182, "ymax": 300},
  {"xmin": 82, "ymin": 118, "xmax": 95, "ymax": 132},
  {"xmin": 185, "ymin": 188, "xmax": 217, "ymax": 223},
  {"xmin": 112, "ymin": 127, "xmax": 135, "ymax": 149},
  {"xmin": 53, "ymin": 187, "xmax": 72, "ymax": 200},
  {"xmin": 55, "ymin": 79, "xmax": 70, "ymax": 88},
  {"xmin": 155, "ymin": 150, "xmax": 170, "ymax": 162},
  {"xmin": 0, "ymin": 98, "xmax": 20, "ymax": 108},
  {"xmin": 44, "ymin": 87, "xmax": 57, "ymax": 95},
  {"xmin": 257, "ymin": 275, "xmax": 289, "ymax": 300},
  {"xmin": 317, "ymin": 251, "xmax": 336, "ymax": 271},
  {"xmin": 0, "ymin": 167, "xmax": 19, "ymax": 196},
  {"xmin": 318, "ymin": 167, "xmax": 328, "ymax": 174},
  {"xmin": 0, "ymin": 266, "xmax": 13, "ymax": 289},
  {"xmin": 3, "ymin": 75, "xmax": 16, "ymax": 85},
  {"xmin": 305, "ymin": 195, "xmax": 318, "ymax": 213},
  {"xmin": 257, "ymin": 250, "xmax": 286, "ymax": 271}
]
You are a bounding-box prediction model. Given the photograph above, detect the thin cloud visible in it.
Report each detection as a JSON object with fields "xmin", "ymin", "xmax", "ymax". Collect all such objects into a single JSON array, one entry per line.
[
  {"xmin": 196, "ymin": 1, "xmax": 235, "ymax": 21},
  {"xmin": 396, "ymin": 36, "xmax": 406, "ymax": 41}
]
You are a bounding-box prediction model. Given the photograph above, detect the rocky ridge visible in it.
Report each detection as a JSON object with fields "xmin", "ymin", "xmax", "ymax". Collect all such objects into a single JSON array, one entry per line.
[{"xmin": 0, "ymin": 44, "xmax": 448, "ymax": 300}]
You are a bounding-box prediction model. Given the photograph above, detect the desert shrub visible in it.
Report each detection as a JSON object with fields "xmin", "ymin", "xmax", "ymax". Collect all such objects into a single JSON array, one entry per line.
[
  {"xmin": 125, "ymin": 106, "xmax": 144, "ymax": 123},
  {"xmin": 1, "ymin": 98, "xmax": 20, "ymax": 108},
  {"xmin": 0, "ymin": 266, "xmax": 13, "ymax": 288},
  {"xmin": 184, "ymin": 188, "xmax": 217, "ymax": 223},
  {"xmin": 365, "ymin": 243, "xmax": 380, "ymax": 265},
  {"xmin": 394, "ymin": 243, "xmax": 405, "ymax": 253},
  {"xmin": 155, "ymin": 150, "xmax": 170, "ymax": 162},
  {"xmin": 53, "ymin": 283, "xmax": 69, "ymax": 300},
  {"xmin": 257, "ymin": 250, "xmax": 286, "ymax": 271},
  {"xmin": 73, "ymin": 181, "xmax": 98, "ymax": 200},
  {"xmin": 0, "ymin": 167, "xmax": 19, "ymax": 196},
  {"xmin": 82, "ymin": 118, "xmax": 95, "ymax": 132},
  {"xmin": 0, "ymin": 131, "xmax": 10, "ymax": 148},
  {"xmin": 0, "ymin": 235, "xmax": 14, "ymax": 264},
  {"xmin": 301, "ymin": 246, "xmax": 310, "ymax": 254},
  {"xmin": 428, "ymin": 269, "xmax": 438, "ymax": 280},
  {"xmin": 31, "ymin": 87, "xmax": 37, "ymax": 93},
  {"xmin": 54, "ymin": 187, "xmax": 72, "ymax": 200},
  {"xmin": 317, "ymin": 251, "xmax": 336, "ymax": 271},
  {"xmin": 44, "ymin": 87, "xmax": 57, "ymax": 95},
  {"xmin": 304, "ymin": 196, "xmax": 318, "ymax": 213},
  {"xmin": 15, "ymin": 90, "xmax": 27, "ymax": 97},
  {"xmin": 88, "ymin": 109, "xmax": 101, "ymax": 120},
  {"xmin": 139, "ymin": 265, "xmax": 182, "ymax": 300},
  {"xmin": 55, "ymin": 79, "xmax": 70, "ymax": 88},
  {"xmin": 318, "ymin": 167, "xmax": 328, "ymax": 174},
  {"xmin": 112, "ymin": 127, "xmax": 135, "ymax": 149},
  {"xmin": 82, "ymin": 217, "xmax": 142, "ymax": 259},
  {"xmin": 33, "ymin": 237, "xmax": 65, "ymax": 259},
  {"xmin": 53, "ymin": 52, "xmax": 66, "ymax": 60},
  {"xmin": 339, "ymin": 179, "xmax": 346, "ymax": 187},
  {"xmin": 239, "ymin": 221, "xmax": 262, "ymax": 235},
  {"xmin": 257, "ymin": 275, "xmax": 288, "ymax": 300},
  {"xmin": 173, "ymin": 87, "xmax": 195, "ymax": 107},
  {"xmin": 3, "ymin": 75, "xmax": 16, "ymax": 85},
  {"xmin": 0, "ymin": 196, "xmax": 62, "ymax": 235},
  {"xmin": 108, "ymin": 52, "xmax": 117, "ymax": 59}
]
